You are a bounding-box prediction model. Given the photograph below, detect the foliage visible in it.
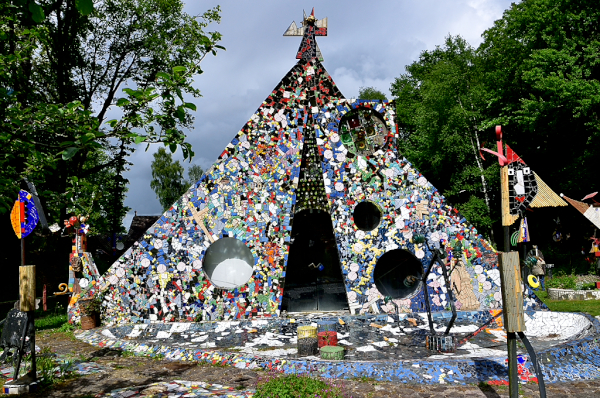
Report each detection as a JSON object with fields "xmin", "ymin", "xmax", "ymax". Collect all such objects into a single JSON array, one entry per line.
[
  {"xmin": 37, "ymin": 347, "xmax": 59, "ymax": 386},
  {"xmin": 358, "ymin": 86, "xmax": 387, "ymax": 101},
  {"xmin": 579, "ymin": 283, "xmax": 597, "ymax": 291},
  {"xmin": 78, "ymin": 294, "xmax": 104, "ymax": 316},
  {"xmin": 150, "ymin": 147, "xmax": 186, "ymax": 210},
  {"xmin": 0, "ymin": 0, "xmax": 224, "ymax": 232},
  {"xmin": 391, "ymin": 35, "xmax": 499, "ymax": 242},
  {"xmin": 35, "ymin": 312, "xmax": 68, "ymax": 331},
  {"xmin": 478, "ymin": 0, "xmax": 600, "ymax": 197},
  {"xmin": 186, "ymin": 164, "xmax": 205, "ymax": 187},
  {"xmin": 390, "ymin": 1, "xmax": 600, "ymax": 247},
  {"xmin": 255, "ymin": 373, "xmax": 348, "ymax": 398},
  {"xmin": 0, "ymin": 0, "xmax": 223, "ymax": 301},
  {"xmin": 546, "ymin": 274, "xmax": 577, "ymax": 290}
]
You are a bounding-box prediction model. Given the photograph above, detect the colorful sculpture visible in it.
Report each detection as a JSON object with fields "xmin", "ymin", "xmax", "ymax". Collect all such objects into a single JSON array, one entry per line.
[{"xmin": 85, "ymin": 10, "xmax": 548, "ymax": 326}]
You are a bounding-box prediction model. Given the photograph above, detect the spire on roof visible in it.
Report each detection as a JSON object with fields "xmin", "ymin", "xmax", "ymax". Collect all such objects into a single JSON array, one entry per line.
[{"xmin": 283, "ymin": 9, "xmax": 327, "ymax": 61}]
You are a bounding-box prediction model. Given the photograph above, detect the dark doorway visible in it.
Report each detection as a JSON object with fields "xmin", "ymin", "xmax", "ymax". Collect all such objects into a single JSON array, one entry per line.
[{"xmin": 281, "ymin": 209, "xmax": 348, "ymax": 312}]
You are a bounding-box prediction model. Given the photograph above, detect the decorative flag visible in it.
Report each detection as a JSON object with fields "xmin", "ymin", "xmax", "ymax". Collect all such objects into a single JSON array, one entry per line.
[
  {"xmin": 10, "ymin": 190, "xmax": 40, "ymax": 239},
  {"xmin": 561, "ymin": 194, "xmax": 600, "ymax": 230}
]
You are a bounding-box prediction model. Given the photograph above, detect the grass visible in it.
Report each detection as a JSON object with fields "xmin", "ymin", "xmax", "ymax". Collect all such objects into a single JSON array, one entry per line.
[
  {"xmin": 255, "ymin": 372, "xmax": 350, "ymax": 398},
  {"xmin": 535, "ymin": 290, "xmax": 600, "ymax": 317},
  {"xmin": 36, "ymin": 312, "xmax": 69, "ymax": 331}
]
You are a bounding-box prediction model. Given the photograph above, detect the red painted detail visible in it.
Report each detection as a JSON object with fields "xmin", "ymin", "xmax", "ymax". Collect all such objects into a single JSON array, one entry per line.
[{"xmin": 505, "ymin": 145, "xmax": 526, "ymax": 165}]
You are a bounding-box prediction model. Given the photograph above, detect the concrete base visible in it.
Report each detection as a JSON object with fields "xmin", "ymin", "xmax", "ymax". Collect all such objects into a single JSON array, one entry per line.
[
  {"xmin": 547, "ymin": 288, "xmax": 600, "ymax": 301},
  {"xmin": 3, "ymin": 377, "xmax": 38, "ymax": 395}
]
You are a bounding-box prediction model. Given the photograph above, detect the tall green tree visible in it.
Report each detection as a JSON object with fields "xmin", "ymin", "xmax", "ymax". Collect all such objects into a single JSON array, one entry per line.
[
  {"xmin": 358, "ymin": 86, "xmax": 387, "ymax": 101},
  {"xmin": 150, "ymin": 147, "xmax": 186, "ymax": 210},
  {"xmin": 391, "ymin": 36, "xmax": 499, "ymax": 242},
  {"xmin": 478, "ymin": 0, "xmax": 600, "ymax": 197},
  {"xmin": 185, "ymin": 164, "xmax": 204, "ymax": 187},
  {"xmin": 0, "ymin": 0, "xmax": 224, "ymax": 231},
  {"xmin": 0, "ymin": 0, "xmax": 223, "ymax": 299}
]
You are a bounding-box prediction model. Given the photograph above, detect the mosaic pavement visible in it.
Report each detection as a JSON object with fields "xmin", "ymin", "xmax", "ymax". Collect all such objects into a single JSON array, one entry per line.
[
  {"xmin": 75, "ymin": 310, "xmax": 600, "ymax": 385},
  {"xmin": 95, "ymin": 380, "xmax": 254, "ymax": 398}
]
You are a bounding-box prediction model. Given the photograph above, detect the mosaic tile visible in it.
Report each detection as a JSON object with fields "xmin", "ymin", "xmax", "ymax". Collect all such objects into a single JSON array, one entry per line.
[
  {"xmin": 74, "ymin": 11, "xmax": 547, "ymax": 331},
  {"xmin": 74, "ymin": 310, "xmax": 600, "ymax": 385}
]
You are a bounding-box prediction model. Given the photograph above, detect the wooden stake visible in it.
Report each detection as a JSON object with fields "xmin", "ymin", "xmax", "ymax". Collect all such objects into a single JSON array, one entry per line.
[{"xmin": 19, "ymin": 265, "xmax": 36, "ymax": 312}]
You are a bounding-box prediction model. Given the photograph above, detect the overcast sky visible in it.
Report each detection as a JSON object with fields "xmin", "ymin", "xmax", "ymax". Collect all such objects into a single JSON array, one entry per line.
[{"xmin": 121, "ymin": 0, "xmax": 516, "ymax": 230}]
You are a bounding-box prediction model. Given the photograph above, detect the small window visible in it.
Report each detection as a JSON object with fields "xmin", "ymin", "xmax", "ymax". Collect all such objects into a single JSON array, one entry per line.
[
  {"xmin": 353, "ymin": 201, "xmax": 382, "ymax": 231},
  {"xmin": 374, "ymin": 249, "xmax": 423, "ymax": 299},
  {"xmin": 203, "ymin": 238, "xmax": 255, "ymax": 289}
]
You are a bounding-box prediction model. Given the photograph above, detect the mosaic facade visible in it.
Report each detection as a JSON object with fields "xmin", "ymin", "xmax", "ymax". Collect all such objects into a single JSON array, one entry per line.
[{"xmin": 79, "ymin": 12, "xmax": 545, "ymax": 326}]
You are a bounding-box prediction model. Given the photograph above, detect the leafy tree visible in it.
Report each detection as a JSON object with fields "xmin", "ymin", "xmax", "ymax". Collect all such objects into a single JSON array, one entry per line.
[
  {"xmin": 150, "ymin": 147, "xmax": 186, "ymax": 210},
  {"xmin": 358, "ymin": 86, "xmax": 387, "ymax": 101},
  {"xmin": 0, "ymin": 0, "xmax": 224, "ymax": 229},
  {"xmin": 0, "ymin": 0, "xmax": 223, "ymax": 300},
  {"xmin": 186, "ymin": 164, "xmax": 204, "ymax": 187},
  {"xmin": 478, "ymin": 0, "xmax": 600, "ymax": 198},
  {"xmin": 391, "ymin": 36, "xmax": 499, "ymax": 242}
]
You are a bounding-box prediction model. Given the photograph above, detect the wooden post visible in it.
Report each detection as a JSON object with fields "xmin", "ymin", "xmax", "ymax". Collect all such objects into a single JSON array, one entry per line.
[
  {"xmin": 18, "ymin": 265, "xmax": 37, "ymax": 381},
  {"xmin": 499, "ymin": 251, "xmax": 524, "ymax": 398},
  {"xmin": 19, "ymin": 265, "xmax": 36, "ymax": 312},
  {"xmin": 498, "ymin": 252, "xmax": 525, "ymax": 333}
]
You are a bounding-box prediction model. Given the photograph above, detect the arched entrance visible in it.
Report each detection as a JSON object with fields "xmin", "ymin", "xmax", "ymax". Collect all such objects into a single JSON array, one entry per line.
[{"xmin": 281, "ymin": 209, "xmax": 347, "ymax": 312}]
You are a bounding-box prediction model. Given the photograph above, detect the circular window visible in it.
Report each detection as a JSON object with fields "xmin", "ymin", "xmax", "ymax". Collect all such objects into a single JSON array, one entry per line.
[
  {"xmin": 374, "ymin": 249, "xmax": 423, "ymax": 299},
  {"xmin": 353, "ymin": 201, "xmax": 381, "ymax": 231},
  {"xmin": 338, "ymin": 108, "xmax": 388, "ymax": 157},
  {"xmin": 203, "ymin": 238, "xmax": 255, "ymax": 289}
]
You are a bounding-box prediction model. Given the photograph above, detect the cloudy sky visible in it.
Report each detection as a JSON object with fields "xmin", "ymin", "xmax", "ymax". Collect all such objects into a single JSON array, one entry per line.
[{"xmin": 121, "ymin": 0, "xmax": 515, "ymax": 229}]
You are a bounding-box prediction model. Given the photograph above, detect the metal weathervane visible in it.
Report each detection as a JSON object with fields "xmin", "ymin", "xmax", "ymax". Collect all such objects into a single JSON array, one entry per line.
[{"xmin": 284, "ymin": 8, "xmax": 328, "ymax": 61}]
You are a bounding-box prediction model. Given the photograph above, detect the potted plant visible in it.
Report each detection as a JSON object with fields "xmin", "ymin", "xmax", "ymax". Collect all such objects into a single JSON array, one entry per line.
[{"xmin": 78, "ymin": 294, "xmax": 103, "ymax": 330}]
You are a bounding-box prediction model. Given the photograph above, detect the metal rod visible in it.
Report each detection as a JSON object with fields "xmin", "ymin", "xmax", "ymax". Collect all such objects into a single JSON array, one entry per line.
[
  {"xmin": 518, "ymin": 331, "xmax": 546, "ymax": 398},
  {"xmin": 437, "ymin": 254, "xmax": 457, "ymax": 335},
  {"xmin": 507, "ymin": 332, "xmax": 519, "ymax": 397},
  {"xmin": 20, "ymin": 238, "xmax": 25, "ymax": 267},
  {"xmin": 27, "ymin": 311, "xmax": 36, "ymax": 380},
  {"xmin": 457, "ymin": 310, "xmax": 503, "ymax": 347},
  {"xmin": 421, "ymin": 252, "xmax": 438, "ymax": 336},
  {"xmin": 13, "ymin": 313, "xmax": 29, "ymax": 381},
  {"xmin": 504, "ymin": 224, "xmax": 518, "ymax": 397}
]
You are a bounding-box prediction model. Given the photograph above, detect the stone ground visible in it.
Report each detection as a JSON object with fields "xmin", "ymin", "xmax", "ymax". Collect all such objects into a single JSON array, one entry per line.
[{"xmin": 5, "ymin": 329, "xmax": 600, "ymax": 398}]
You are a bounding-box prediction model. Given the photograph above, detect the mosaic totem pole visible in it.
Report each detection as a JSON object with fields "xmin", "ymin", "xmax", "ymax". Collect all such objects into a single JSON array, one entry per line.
[
  {"xmin": 482, "ymin": 126, "xmax": 567, "ymax": 398},
  {"xmin": 61, "ymin": 215, "xmax": 101, "ymax": 323}
]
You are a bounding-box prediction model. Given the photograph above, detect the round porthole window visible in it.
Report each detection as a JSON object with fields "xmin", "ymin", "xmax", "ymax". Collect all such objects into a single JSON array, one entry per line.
[
  {"xmin": 203, "ymin": 238, "xmax": 255, "ymax": 289},
  {"xmin": 338, "ymin": 107, "xmax": 388, "ymax": 157},
  {"xmin": 374, "ymin": 249, "xmax": 423, "ymax": 299},
  {"xmin": 353, "ymin": 201, "xmax": 382, "ymax": 231}
]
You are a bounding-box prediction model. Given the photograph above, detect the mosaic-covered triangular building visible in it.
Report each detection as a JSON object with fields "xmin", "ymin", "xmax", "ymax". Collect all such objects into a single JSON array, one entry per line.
[{"xmin": 89, "ymin": 11, "xmax": 544, "ymax": 324}]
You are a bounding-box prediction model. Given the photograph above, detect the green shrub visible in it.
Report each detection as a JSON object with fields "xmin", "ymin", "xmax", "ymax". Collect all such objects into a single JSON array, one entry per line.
[
  {"xmin": 546, "ymin": 275, "xmax": 577, "ymax": 290},
  {"xmin": 255, "ymin": 373, "xmax": 348, "ymax": 398},
  {"xmin": 580, "ymin": 283, "xmax": 597, "ymax": 291}
]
